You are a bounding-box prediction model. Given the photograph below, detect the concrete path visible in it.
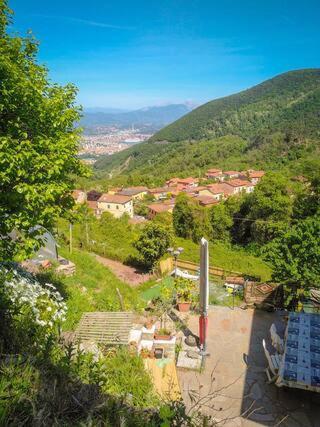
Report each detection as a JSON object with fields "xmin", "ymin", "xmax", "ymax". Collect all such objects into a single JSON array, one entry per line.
[{"xmin": 177, "ymin": 306, "xmax": 320, "ymax": 426}]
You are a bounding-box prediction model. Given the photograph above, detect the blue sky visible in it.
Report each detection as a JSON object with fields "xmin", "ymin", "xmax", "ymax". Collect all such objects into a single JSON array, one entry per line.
[{"xmin": 10, "ymin": 0, "xmax": 320, "ymax": 109}]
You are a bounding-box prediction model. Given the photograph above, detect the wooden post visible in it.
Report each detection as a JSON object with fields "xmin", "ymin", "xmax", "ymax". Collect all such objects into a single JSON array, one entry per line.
[
  {"xmin": 116, "ymin": 288, "xmax": 124, "ymax": 310},
  {"xmin": 69, "ymin": 222, "xmax": 73, "ymax": 254},
  {"xmin": 85, "ymin": 222, "xmax": 89, "ymax": 245}
]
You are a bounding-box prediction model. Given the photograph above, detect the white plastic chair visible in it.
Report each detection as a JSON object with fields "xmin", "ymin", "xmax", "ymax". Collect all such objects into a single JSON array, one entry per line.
[
  {"xmin": 262, "ymin": 339, "xmax": 282, "ymax": 383},
  {"xmin": 270, "ymin": 323, "xmax": 284, "ymax": 354}
]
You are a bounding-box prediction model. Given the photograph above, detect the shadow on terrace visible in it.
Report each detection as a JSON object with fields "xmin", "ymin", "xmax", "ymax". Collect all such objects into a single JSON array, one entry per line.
[{"xmin": 176, "ymin": 282, "xmax": 320, "ymax": 426}]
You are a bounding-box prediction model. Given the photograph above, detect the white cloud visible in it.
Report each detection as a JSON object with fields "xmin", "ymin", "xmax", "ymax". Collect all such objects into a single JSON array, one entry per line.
[{"xmin": 31, "ymin": 14, "xmax": 135, "ymax": 31}]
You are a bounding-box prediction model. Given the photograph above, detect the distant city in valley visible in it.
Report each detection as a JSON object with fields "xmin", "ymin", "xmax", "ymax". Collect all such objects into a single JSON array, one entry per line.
[
  {"xmin": 79, "ymin": 125, "xmax": 152, "ymax": 163},
  {"xmin": 78, "ymin": 103, "xmax": 193, "ymax": 162}
]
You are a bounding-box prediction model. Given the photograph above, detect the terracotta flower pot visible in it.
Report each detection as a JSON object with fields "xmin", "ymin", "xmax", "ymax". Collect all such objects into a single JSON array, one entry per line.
[
  {"xmin": 154, "ymin": 334, "xmax": 172, "ymax": 341},
  {"xmin": 178, "ymin": 302, "xmax": 191, "ymax": 312}
]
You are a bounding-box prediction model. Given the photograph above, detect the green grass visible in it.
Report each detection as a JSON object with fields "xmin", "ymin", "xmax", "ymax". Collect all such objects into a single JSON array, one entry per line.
[
  {"xmin": 139, "ymin": 276, "xmax": 174, "ymax": 301},
  {"xmin": 57, "ymin": 215, "xmax": 139, "ymax": 263},
  {"xmin": 175, "ymin": 238, "xmax": 272, "ymax": 281},
  {"xmin": 55, "ymin": 247, "xmax": 143, "ymax": 330}
]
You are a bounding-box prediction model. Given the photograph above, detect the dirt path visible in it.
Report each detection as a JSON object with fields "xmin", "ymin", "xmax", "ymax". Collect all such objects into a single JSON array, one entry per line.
[{"xmin": 95, "ymin": 254, "xmax": 152, "ymax": 287}]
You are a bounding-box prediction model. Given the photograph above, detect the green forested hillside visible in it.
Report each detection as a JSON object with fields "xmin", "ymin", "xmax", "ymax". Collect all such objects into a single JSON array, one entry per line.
[
  {"xmin": 150, "ymin": 69, "xmax": 320, "ymax": 142},
  {"xmin": 93, "ymin": 69, "xmax": 320, "ymax": 186}
]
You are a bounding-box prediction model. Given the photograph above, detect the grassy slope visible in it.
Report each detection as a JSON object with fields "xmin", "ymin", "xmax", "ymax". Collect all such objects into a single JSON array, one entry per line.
[
  {"xmin": 58, "ymin": 217, "xmax": 139, "ymax": 263},
  {"xmin": 176, "ymin": 238, "xmax": 272, "ymax": 281},
  {"xmin": 59, "ymin": 214, "xmax": 272, "ymax": 281},
  {"xmin": 57, "ymin": 248, "xmax": 142, "ymax": 330}
]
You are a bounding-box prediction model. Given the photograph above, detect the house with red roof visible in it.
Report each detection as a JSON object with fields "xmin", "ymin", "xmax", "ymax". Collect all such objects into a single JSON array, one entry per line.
[
  {"xmin": 223, "ymin": 171, "xmax": 240, "ymax": 180},
  {"xmin": 205, "ymin": 168, "xmax": 223, "ymax": 180},
  {"xmin": 147, "ymin": 202, "xmax": 174, "ymax": 219},
  {"xmin": 148, "ymin": 187, "xmax": 172, "ymax": 200},
  {"xmin": 166, "ymin": 177, "xmax": 198, "ymax": 188},
  {"xmin": 247, "ymin": 170, "xmax": 265, "ymax": 185},
  {"xmin": 194, "ymin": 195, "xmax": 219, "ymax": 208},
  {"xmin": 196, "ymin": 183, "xmax": 234, "ymax": 199},
  {"xmin": 225, "ymin": 179, "xmax": 254, "ymax": 194}
]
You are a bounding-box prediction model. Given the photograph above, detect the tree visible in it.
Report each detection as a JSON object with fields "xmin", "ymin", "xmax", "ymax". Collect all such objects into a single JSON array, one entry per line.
[
  {"xmin": 0, "ymin": 2, "xmax": 87, "ymax": 260},
  {"xmin": 263, "ymin": 216, "xmax": 320, "ymax": 288},
  {"xmin": 173, "ymin": 193, "xmax": 211, "ymax": 243},
  {"xmin": 233, "ymin": 173, "xmax": 292, "ymax": 245},
  {"xmin": 133, "ymin": 222, "xmax": 173, "ymax": 269},
  {"xmin": 173, "ymin": 193, "xmax": 195, "ymax": 239},
  {"xmin": 293, "ymin": 175, "xmax": 320, "ymax": 221},
  {"xmin": 210, "ymin": 196, "xmax": 242, "ymax": 242},
  {"xmin": 210, "ymin": 204, "xmax": 232, "ymax": 241}
]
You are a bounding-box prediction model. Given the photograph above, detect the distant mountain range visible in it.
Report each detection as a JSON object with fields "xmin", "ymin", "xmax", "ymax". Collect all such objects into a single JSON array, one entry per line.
[
  {"xmin": 93, "ymin": 69, "xmax": 320, "ymax": 184},
  {"xmin": 81, "ymin": 104, "xmax": 193, "ymax": 130}
]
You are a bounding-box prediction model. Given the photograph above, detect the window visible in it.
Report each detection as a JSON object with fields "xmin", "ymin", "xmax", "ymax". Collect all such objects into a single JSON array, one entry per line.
[
  {"xmin": 107, "ymin": 204, "xmax": 110, "ymax": 209},
  {"xmin": 116, "ymin": 205, "xmax": 119, "ymax": 209}
]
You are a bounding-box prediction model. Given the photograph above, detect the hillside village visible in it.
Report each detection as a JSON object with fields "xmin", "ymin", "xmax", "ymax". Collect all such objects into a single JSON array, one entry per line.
[{"xmin": 73, "ymin": 168, "xmax": 265, "ymax": 219}]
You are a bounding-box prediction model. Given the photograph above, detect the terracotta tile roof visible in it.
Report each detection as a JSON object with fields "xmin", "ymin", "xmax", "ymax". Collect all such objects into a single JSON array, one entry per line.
[
  {"xmin": 225, "ymin": 179, "xmax": 252, "ymax": 187},
  {"xmin": 148, "ymin": 203, "xmax": 173, "ymax": 213},
  {"xmin": 193, "ymin": 186, "xmax": 207, "ymax": 192},
  {"xmin": 98, "ymin": 194, "xmax": 132, "ymax": 204},
  {"xmin": 166, "ymin": 177, "xmax": 198, "ymax": 185},
  {"xmin": 206, "ymin": 184, "xmax": 225, "ymax": 194},
  {"xmin": 225, "ymin": 276, "xmax": 245, "ymax": 285},
  {"xmin": 224, "ymin": 171, "xmax": 239, "ymax": 176},
  {"xmin": 166, "ymin": 177, "xmax": 179, "ymax": 184},
  {"xmin": 215, "ymin": 183, "xmax": 235, "ymax": 195},
  {"xmin": 207, "ymin": 168, "xmax": 222, "ymax": 174},
  {"xmin": 149, "ymin": 187, "xmax": 170, "ymax": 194},
  {"xmin": 195, "ymin": 196, "xmax": 219, "ymax": 206},
  {"xmin": 184, "ymin": 187, "xmax": 198, "ymax": 194},
  {"xmin": 247, "ymin": 170, "xmax": 265, "ymax": 179}
]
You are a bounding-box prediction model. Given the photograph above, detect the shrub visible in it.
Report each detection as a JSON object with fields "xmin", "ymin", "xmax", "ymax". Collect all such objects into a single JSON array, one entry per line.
[
  {"xmin": 174, "ymin": 277, "xmax": 197, "ymax": 303},
  {"xmin": 0, "ymin": 265, "xmax": 66, "ymax": 354},
  {"xmin": 0, "ymin": 358, "xmax": 40, "ymax": 425},
  {"xmin": 133, "ymin": 222, "xmax": 173, "ymax": 269}
]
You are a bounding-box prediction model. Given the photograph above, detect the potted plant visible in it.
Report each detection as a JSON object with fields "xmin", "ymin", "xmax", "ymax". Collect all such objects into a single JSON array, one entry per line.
[
  {"xmin": 174, "ymin": 277, "xmax": 196, "ymax": 312},
  {"xmin": 144, "ymin": 317, "xmax": 154, "ymax": 330},
  {"xmin": 154, "ymin": 328, "xmax": 172, "ymax": 341},
  {"xmin": 140, "ymin": 348, "xmax": 151, "ymax": 358}
]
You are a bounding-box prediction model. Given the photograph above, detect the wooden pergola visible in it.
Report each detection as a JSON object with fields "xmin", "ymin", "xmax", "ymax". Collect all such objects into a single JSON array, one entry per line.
[{"xmin": 75, "ymin": 312, "xmax": 134, "ymax": 345}]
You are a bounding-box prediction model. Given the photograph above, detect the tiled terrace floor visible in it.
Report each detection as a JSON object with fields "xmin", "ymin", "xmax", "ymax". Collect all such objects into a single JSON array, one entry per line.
[{"xmin": 177, "ymin": 306, "xmax": 320, "ymax": 426}]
